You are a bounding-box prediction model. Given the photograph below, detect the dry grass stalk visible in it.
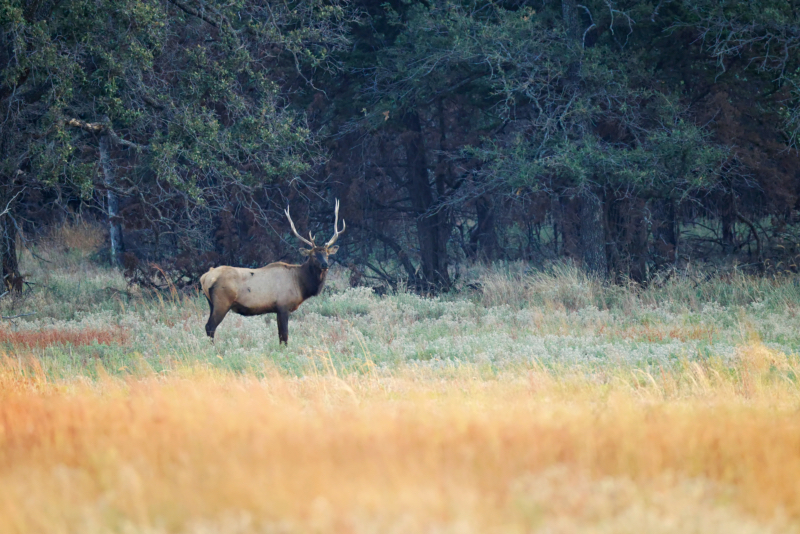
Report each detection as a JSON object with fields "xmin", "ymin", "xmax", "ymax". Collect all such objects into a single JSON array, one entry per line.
[{"xmin": 0, "ymin": 343, "xmax": 799, "ymax": 533}]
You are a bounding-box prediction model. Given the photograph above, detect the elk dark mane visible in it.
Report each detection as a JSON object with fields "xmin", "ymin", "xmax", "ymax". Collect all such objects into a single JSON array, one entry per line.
[{"xmin": 299, "ymin": 261, "xmax": 327, "ymax": 300}]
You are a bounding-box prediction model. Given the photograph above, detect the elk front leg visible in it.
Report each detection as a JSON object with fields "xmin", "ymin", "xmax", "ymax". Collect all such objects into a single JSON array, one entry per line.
[
  {"xmin": 276, "ymin": 310, "xmax": 289, "ymax": 345},
  {"xmin": 205, "ymin": 299, "xmax": 230, "ymax": 339}
]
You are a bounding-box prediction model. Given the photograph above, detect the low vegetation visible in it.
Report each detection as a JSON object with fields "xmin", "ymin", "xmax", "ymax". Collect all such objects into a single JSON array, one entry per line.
[{"xmin": 1, "ymin": 228, "xmax": 800, "ymax": 532}]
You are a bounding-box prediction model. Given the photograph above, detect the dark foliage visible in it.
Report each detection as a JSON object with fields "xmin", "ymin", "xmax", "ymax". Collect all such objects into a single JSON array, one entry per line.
[{"xmin": 3, "ymin": 0, "xmax": 800, "ymax": 291}]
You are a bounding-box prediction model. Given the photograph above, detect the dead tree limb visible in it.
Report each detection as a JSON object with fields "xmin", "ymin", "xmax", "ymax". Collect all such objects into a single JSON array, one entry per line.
[
  {"xmin": 736, "ymin": 211, "xmax": 763, "ymax": 271},
  {"xmin": 63, "ymin": 119, "xmax": 149, "ymax": 152},
  {"xmin": 1, "ymin": 312, "xmax": 35, "ymax": 320}
]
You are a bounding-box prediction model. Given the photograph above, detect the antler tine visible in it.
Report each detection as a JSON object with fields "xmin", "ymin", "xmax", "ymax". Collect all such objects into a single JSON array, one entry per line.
[
  {"xmin": 326, "ymin": 199, "xmax": 346, "ymax": 247},
  {"xmin": 284, "ymin": 206, "xmax": 314, "ymax": 247}
]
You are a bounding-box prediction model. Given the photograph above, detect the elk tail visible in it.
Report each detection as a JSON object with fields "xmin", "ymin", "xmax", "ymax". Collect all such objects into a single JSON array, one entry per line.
[{"xmin": 199, "ymin": 267, "xmax": 217, "ymax": 300}]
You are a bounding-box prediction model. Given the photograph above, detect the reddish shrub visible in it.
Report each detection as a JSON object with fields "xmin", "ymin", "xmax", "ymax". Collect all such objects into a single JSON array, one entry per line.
[{"xmin": 0, "ymin": 328, "xmax": 129, "ymax": 349}]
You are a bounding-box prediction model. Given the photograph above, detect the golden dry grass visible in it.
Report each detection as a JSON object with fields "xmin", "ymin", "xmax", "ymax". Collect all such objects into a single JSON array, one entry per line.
[
  {"xmin": 48, "ymin": 220, "xmax": 105, "ymax": 255},
  {"xmin": 1, "ymin": 342, "xmax": 800, "ymax": 533}
]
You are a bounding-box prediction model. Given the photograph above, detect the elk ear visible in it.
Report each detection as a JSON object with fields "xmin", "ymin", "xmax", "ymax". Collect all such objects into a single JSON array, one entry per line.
[
  {"xmin": 299, "ymin": 248, "xmax": 314, "ymax": 256},
  {"xmin": 327, "ymin": 246, "xmax": 339, "ymax": 255}
]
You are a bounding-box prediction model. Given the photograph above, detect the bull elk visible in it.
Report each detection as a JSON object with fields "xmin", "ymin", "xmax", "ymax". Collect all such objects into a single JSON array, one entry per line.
[{"xmin": 200, "ymin": 201, "xmax": 345, "ymax": 344}]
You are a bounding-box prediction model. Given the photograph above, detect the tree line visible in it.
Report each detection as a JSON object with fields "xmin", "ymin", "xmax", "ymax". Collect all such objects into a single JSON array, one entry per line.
[{"xmin": 3, "ymin": 0, "xmax": 800, "ymax": 292}]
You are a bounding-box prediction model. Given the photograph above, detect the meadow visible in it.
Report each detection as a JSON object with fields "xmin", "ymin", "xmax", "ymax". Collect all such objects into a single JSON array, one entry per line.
[{"xmin": 2, "ymin": 224, "xmax": 800, "ymax": 532}]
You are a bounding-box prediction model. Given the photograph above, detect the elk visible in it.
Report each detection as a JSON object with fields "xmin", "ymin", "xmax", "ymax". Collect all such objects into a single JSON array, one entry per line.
[{"xmin": 200, "ymin": 201, "xmax": 345, "ymax": 344}]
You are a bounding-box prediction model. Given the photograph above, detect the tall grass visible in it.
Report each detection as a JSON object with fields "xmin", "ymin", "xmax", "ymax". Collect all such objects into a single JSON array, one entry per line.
[
  {"xmin": 1, "ymin": 344, "xmax": 799, "ymax": 533},
  {"xmin": 6, "ymin": 260, "xmax": 799, "ymax": 379},
  {"xmin": 473, "ymin": 261, "xmax": 800, "ymax": 313},
  {"xmin": 1, "ymin": 224, "xmax": 800, "ymax": 531}
]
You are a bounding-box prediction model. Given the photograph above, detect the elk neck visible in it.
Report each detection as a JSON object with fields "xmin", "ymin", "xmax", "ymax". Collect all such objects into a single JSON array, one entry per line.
[{"xmin": 299, "ymin": 257, "xmax": 327, "ymax": 299}]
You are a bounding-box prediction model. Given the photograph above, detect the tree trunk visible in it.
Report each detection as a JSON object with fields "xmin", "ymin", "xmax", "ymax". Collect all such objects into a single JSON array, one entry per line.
[
  {"xmin": 562, "ymin": 0, "xmax": 608, "ymax": 278},
  {"xmin": 606, "ymin": 194, "xmax": 648, "ymax": 283},
  {"xmin": 578, "ymin": 190, "xmax": 607, "ymax": 277},
  {"xmin": 471, "ymin": 195, "xmax": 498, "ymax": 261},
  {"xmin": 99, "ymin": 134, "xmax": 124, "ymax": 267},
  {"xmin": 1, "ymin": 212, "xmax": 22, "ymax": 293},
  {"xmin": 557, "ymin": 195, "xmax": 580, "ymax": 261},
  {"xmin": 721, "ymin": 198, "xmax": 736, "ymax": 253},
  {"xmin": 403, "ymin": 110, "xmax": 451, "ymax": 291},
  {"xmin": 628, "ymin": 198, "xmax": 649, "ymax": 283},
  {"xmin": 561, "ymin": 0, "xmax": 582, "ymax": 42},
  {"xmin": 653, "ymin": 200, "xmax": 678, "ymax": 268}
]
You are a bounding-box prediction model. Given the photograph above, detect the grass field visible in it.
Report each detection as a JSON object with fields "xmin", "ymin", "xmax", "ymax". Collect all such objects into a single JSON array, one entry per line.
[{"xmin": 2, "ymin": 224, "xmax": 800, "ymax": 532}]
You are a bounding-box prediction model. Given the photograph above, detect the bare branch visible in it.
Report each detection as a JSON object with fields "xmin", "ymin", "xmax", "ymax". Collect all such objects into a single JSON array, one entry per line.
[
  {"xmin": 1, "ymin": 312, "xmax": 35, "ymax": 320},
  {"xmin": 576, "ymin": 5, "xmax": 596, "ymax": 49},
  {"xmin": 166, "ymin": 0, "xmax": 221, "ymax": 29},
  {"xmin": 63, "ymin": 118, "xmax": 104, "ymax": 132},
  {"xmin": 0, "ymin": 188, "xmax": 24, "ymax": 219},
  {"xmin": 63, "ymin": 119, "xmax": 149, "ymax": 152}
]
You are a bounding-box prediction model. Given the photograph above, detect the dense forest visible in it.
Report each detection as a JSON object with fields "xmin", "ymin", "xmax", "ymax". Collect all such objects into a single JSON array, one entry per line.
[{"xmin": 3, "ymin": 0, "xmax": 800, "ymax": 292}]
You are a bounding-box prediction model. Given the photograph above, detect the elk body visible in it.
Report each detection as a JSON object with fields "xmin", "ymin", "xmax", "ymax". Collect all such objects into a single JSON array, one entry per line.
[{"xmin": 200, "ymin": 201, "xmax": 345, "ymax": 344}]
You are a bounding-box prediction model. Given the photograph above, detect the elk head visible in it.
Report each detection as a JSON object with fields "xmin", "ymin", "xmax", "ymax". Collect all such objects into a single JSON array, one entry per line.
[{"xmin": 284, "ymin": 199, "xmax": 345, "ymax": 276}]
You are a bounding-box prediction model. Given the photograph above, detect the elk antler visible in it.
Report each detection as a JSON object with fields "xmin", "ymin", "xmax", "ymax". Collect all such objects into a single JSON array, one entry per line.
[
  {"xmin": 326, "ymin": 199, "xmax": 346, "ymax": 247},
  {"xmin": 285, "ymin": 206, "xmax": 315, "ymax": 247}
]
